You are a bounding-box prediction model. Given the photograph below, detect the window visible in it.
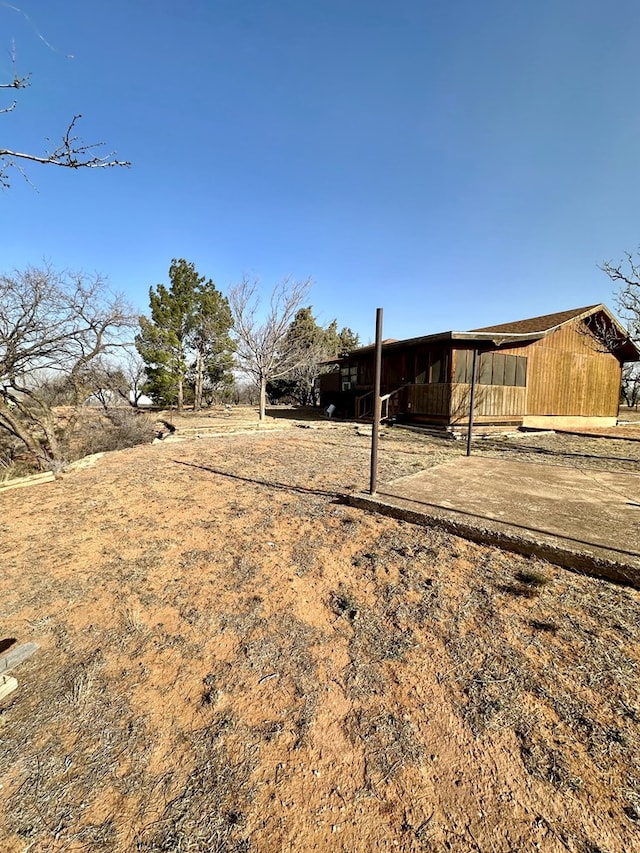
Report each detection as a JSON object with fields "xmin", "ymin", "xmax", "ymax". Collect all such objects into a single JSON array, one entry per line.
[
  {"xmin": 454, "ymin": 349, "xmax": 527, "ymax": 387},
  {"xmin": 479, "ymin": 353, "xmax": 493, "ymax": 385},
  {"xmin": 340, "ymin": 362, "xmax": 358, "ymax": 390},
  {"xmin": 417, "ymin": 348, "xmax": 448, "ymax": 384},
  {"xmin": 455, "ymin": 349, "xmax": 472, "ymax": 384}
]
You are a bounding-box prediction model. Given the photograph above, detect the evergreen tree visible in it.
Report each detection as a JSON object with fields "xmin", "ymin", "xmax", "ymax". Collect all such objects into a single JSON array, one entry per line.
[
  {"xmin": 136, "ymin": 259, "xmax": 234, "ymax": 410},
  {"xmin": 324, "ymin": 320, "xmax": 360, "ymax": 358},
  {"xmin": 268, "ymin": 308, "xmax": 360, "ymax": 405},
  {"xmin": 187, "ymin": 286, "xmax": 235, "ymax": 409}
]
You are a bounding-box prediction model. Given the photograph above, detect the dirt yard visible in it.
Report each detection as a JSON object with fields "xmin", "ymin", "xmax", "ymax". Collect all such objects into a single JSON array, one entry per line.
[{"xmin": 1, "ymin": 412, "xmax": 640, "ymax": 852}]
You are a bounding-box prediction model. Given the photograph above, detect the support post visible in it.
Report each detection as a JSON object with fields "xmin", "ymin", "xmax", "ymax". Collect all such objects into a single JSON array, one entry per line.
[
  {"xmin": 466, "ymin": 348, "xmax": 478, "ymax": 457},
  {"xmin": 369, "ymin": 308, "xmax": 383, "ymax": 495}
]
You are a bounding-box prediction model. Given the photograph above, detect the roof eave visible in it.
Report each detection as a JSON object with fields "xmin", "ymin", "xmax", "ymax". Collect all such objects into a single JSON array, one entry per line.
[
  {"xmin": 329, "ymin": 330, "xmax": 545, "ymax": 360},
  {"xmin": 618, "ymin": 341, "xmax": 640, "ymax": 362}
]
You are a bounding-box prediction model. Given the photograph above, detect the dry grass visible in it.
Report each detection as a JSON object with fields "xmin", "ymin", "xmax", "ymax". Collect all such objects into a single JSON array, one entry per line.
[
  {"xmin": 135, "ymin": 713, "xmax": 257, "ymax": 852},
  {"xmin": 344, "ymin": 708, "xmax": 424, "ymax": 789},
  {"xmin": 1, "ymin": 416, "xmax": 639, "ymax": 852}
]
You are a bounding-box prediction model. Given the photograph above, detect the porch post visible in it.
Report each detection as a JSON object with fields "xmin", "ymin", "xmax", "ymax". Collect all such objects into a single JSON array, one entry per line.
[
  {"xmin": 369, "ymin": 308, "xmax": 383, "ymax": 495},
  {"xmin": 466, "ymin": 348, "xmax": 478, "ymax": 457}
]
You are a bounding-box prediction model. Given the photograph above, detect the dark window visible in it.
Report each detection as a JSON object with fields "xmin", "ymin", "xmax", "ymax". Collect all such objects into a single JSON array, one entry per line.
[
  {"xmin": 414, "ymin": 348, "xmax": 428, "ymax": 384},
  {"xmin": 504, "ymin": 354, "xmax": 517, "ymax": 386},
  {"xmin": 454, "ymin": 349, "xmax": 527, "ymax": 387},
  {"xmin": 479, "ymin": 353, "xmax": 492, "ymax": 384},
  {"xmin": 427, "ymin": 349, "xmax": 449, "ymax": 383},
  {"xmin": 455, "ymin": 349, "xmax": 472, "ymax": 383},
  {"xmin": 429, "ymin": 356, "xmax": 441, "ymax": 383},
  {"xmin": 340, "ymin": 362, "xmax": 358, "ymax": 390},
  {"xmin": 492, "ymin": 353, "xmax": 506, "ymax": 386}
]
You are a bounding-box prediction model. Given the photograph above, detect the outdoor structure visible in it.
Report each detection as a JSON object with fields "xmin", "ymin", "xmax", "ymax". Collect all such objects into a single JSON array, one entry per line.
[{"xmin": 319, "ymin": 305, "xmax": 640, "ymax": 430}]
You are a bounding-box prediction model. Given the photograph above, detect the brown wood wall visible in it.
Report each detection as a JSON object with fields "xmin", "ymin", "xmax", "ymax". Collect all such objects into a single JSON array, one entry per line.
[
  {"xmin": 497, "ymin": 321, "xmax": 622, "ymax": 416},
  {"xmin": 320, "ymin": 371, "xmax": 340, "ymax": 394},
  {"xmin": 336, "ymin": 317, "xmax": 622, "ymax": 419},
  {"xmin": 450, "ymin": 384, "xmax": 527, "ymax": 421},
  {"xmin": 405, "ymin": 383, "xmax": 451, "ymax": 416},
  {"xmin": 404, "ymin": 382, "xmax": 526, "ymax": 422}
]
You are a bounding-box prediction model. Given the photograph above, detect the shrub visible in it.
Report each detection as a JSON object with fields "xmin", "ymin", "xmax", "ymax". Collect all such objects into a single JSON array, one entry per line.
[{"xmin": 72, "ymin": 409, "xmax": 157, "ymax": 459}]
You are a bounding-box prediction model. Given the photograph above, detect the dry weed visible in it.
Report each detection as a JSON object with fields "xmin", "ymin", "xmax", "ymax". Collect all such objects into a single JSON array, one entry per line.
[
  {"xmin": 330, "ymin": 583, "xmax": 415, "ymax": 697},
  {"xmin": 344, "ymin": 708, "xmax": 424, "ymax": 789},
  {"xmin": 134, "ymin": 714, "xmax": 256, "ymax": 852},
  {"xmin": 4, "ymin": 649, "xmax": 153, "ymax": 849},
  {"xmin": 2, "ymin": 423, "xmax": 640, "ymax": 852},
  {"xmin": 436, "ymin": 546, "xmax": 640, "ymax": 810}
]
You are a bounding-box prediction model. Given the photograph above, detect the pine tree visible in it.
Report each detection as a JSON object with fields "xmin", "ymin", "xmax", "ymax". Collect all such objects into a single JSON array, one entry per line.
[
  {"xmin": 136, "ymin": 259, "xmax": 234, "ymax": 410},
  {"xmin": 268, "ymin": 309, "xmax": 360, "ymax": 405},
  {"xmin": 187, "ymin": 286, "xmax": 235, "ymax": 409}
]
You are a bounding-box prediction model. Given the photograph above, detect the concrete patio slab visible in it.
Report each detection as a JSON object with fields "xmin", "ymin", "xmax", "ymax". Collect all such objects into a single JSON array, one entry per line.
[{"xmin": 349, "ymin": 457, "xmax": 640, "ymax": 587}]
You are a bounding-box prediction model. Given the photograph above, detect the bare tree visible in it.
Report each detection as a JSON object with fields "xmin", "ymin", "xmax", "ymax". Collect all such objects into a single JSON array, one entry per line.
[
  {"xmin": 228, "ymin": 276, "xmax": 312, "ymax": 420},
  {"xmin": 85, "ymin": 350, "xmax": 149, "ymax": 410},
  {"xmin": 232, "ymin": 378, "xmax": 259, "ymax": 406},
  {"xmin": 1, "ymin": 53, "xmax": 129, "ymax": 186},
  {"xmin": 0, "ymin": 266, "xmax": 136, "ymax": 470},
  {"xmin": 119, "ymin": 350, "xmax": 149, "ymax": 407},
  {"xmin": 601, "ymin": 251, "xmax": 640, "ymax": 340},
  {"xmin": 601, "ymin": 251, "xmax": 640, "ymax": 405},
  {"xmin": 620, "ymin": 363, "xmax": 640, "ymax": 409}
]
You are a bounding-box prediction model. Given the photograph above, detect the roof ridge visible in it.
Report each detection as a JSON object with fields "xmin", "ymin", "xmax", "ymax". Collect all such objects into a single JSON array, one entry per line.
[{"xmin": 470, "ymin": 304, "xmax": 603, "ymax": 334}]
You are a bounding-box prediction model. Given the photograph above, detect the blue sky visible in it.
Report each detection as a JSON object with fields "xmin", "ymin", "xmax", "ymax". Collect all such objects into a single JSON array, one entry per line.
[{"xmin": 2, "ymin": 0, "xmax": 640, "ymax": 343}]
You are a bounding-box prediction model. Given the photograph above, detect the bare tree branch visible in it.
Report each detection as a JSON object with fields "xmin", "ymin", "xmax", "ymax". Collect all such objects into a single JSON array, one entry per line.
[
  {"xmin": 601, "ymin": 251, "xmax": 640, "ymax": 340},
  {"xmin": 1, "ymin": 37, "xmax": 128, "ymax": 187},
  {"xmin": 620, "ymin": 363, "xmax": 640, "ymax": 409},
  {"xmin": 600, "ymin": 250, "xmax": 640, "ymax": 407},
  {"xmin": 0, "ymin": 115, "xmax": 130, "ymax": 187},
  {"xmin": 580, "ymin": 312, "xmax": 631, "ymax": 355},
  {"xmin": 0, "ymin": 265, "xmax": 136, "ymax": 470},
  {"xmin": 228, "ymin": 276, "xmax": 312, "ymax": 419},
  {"xmin": 0, "ymin": 73, "xmax": 30, "ymax": 90}
]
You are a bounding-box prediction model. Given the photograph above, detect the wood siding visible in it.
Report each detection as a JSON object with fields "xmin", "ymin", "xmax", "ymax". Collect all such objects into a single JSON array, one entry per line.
[
  {"xmin": 404, "ymin": 383, "xmax": 451, "ymax": 417},
  {"xmin": 450, "ymin": 384, "xmax": 526, "ymax": 422},
  {"xmin": 404, "ymin": 382, "xmax": 526, "ymax": 421},
  {"xmin": 322, "ymin": 314, "xmax": 624, "ymax": 422},
  {"xmin": 496, "ymin": 321, "xmax": 621, "ymax": 417}
]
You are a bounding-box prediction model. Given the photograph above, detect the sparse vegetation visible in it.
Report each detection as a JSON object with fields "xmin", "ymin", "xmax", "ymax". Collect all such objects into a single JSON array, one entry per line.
[
  {"xmin": 74, "ymin": 408, "xmax": 158, "ymax": 456},
  {"xmin": 1, "ymin": 419, "xmax": 639, "ymax": 852},
  {"xmin": 515, "ymin": 568, "xmax": 550, "ymax": 586}
]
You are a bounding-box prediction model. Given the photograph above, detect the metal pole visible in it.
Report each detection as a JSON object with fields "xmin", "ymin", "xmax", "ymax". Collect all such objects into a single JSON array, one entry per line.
[
  {"xmin": 466, "ymin": 348, "xmax": 478, "ymax": 457},
  {"xmin": 369, "ymin": 308, "xmax": 383, "ymax": 495}
]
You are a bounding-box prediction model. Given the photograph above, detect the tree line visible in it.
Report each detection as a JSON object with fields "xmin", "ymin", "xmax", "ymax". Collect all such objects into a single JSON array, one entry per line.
[
  {"xmin": 0, "ymin": 260, "xmax": 359, "ymax": 473},
  {"xmin": 2, "ymin": 248, "xmax": 640, "ymax": 476},
  {"xmin": 136, "ymin": 259, "xmax": 358, "ymax": 417}
]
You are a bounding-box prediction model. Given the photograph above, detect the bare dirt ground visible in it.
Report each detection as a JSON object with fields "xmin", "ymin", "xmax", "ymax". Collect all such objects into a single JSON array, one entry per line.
[
  {"xmin": 618, "ymin": 406, "xmax": 640, "ymax": 423},
  {"xmin": 1, "ymin": 410, "xmax": 640, "ymax": 852}
]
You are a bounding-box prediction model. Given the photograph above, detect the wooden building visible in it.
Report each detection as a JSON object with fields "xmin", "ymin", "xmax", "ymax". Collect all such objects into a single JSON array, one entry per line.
[{"xmin": 319, "ymin": 305, "xmax": 640, "ymax": 429}]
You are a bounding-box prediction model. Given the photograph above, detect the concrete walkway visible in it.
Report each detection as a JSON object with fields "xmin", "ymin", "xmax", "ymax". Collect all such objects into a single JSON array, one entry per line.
[{"xmin": 349, "ymin": 457, "xmax": 640, "ymax": 587}]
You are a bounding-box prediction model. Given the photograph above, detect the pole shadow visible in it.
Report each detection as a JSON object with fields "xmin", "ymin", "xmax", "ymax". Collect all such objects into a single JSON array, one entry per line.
[{"xmin": 172, "ymin": 459, "xmax": 347, "ymax": 501}]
